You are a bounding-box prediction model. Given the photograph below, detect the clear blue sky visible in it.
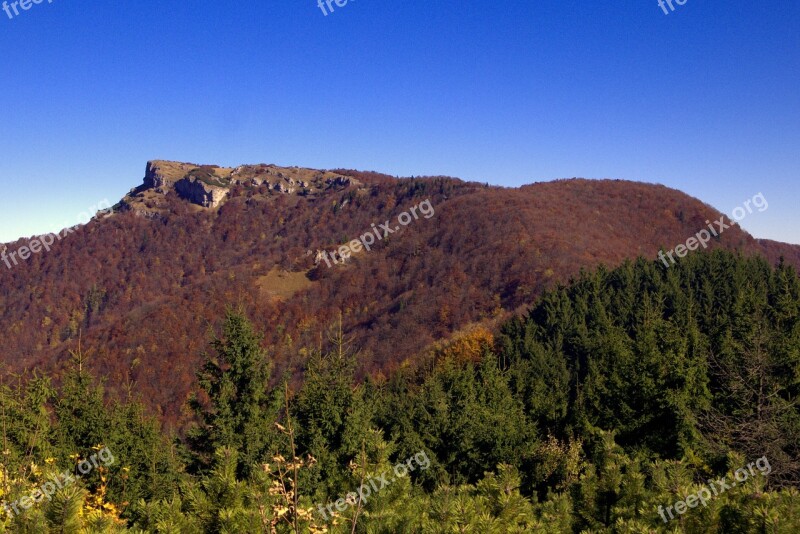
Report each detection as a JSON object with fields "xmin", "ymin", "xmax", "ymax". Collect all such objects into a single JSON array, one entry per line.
[{"xmin": 1, "ymin": 0, "xmax": 798, "ymax": 244}]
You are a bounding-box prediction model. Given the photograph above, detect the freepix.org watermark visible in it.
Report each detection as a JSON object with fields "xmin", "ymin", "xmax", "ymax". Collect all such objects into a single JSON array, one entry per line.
[
  {"xmin": 658, "ymin": 192, "xmax": 768, "ymax": 268},
  {"xmin": 315, "ymin": 199, "xmax": 434, "ymax": 268},
  {"xmin": 658, "ymin": 0, "xmax": 688, "ymax": 15},
  {"xmin": 316, "ymin": 0, "xmax": 355, "ymax": 17},
  {"xmin": 2, "ymin": 0, "xmax": 55, "ymax": 21},
  {"xmin": 656, "ymin": 456, "xmax": 771, "ymax": 523},
  {"xmin": 316, "ymin": 451, "xmax": 431, "ymax": 521},
  {"xmin": 1, "ymin": 446, "xmax": 115, "ymax": 519},
  {"xmin": 1, "ymin": 199, "xmax": 114, "ymax": 270}
]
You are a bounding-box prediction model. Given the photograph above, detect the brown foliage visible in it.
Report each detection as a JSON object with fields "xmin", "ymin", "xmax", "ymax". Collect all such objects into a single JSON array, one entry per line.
[{"xmin": 1, "ymin": 170, "xmax": 797, "ymax": 429}]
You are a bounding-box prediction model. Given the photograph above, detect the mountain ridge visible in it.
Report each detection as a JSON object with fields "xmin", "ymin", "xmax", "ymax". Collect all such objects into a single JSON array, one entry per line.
[{"xmin": 1, "ymin": 161, "xmax": 798, "ymax": 428}]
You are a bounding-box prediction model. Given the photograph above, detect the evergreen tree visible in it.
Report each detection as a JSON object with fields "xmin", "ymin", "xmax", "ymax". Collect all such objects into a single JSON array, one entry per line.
[{"xmin": 187, "ymin": 308, "xmax": 279, "ymax": 479}]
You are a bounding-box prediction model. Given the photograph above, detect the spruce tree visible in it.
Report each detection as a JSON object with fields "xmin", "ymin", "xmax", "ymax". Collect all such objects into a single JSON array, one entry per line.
[{"xmin": 187, "ymin": 308, "xmax": 279, "ymax": 479}]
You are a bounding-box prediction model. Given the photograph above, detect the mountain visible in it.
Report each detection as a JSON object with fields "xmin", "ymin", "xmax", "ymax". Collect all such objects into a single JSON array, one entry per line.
[{"xmin": 2, "ymin": 161, "xmax": 798, "ymax": 427}]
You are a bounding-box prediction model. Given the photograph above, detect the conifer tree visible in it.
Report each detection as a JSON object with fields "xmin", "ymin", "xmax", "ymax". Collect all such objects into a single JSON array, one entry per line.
[{"xmin": 187, "ymin": 308, "xmax": 279, "ymax": 479}]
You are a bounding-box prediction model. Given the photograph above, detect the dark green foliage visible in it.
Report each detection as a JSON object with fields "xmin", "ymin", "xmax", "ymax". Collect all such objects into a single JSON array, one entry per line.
[
  {"xmin": 396, "ymin": 356, "xmax": 538, "ymax": 487},
  {"xmin": 53, "ymin": 349, "xmax": 114, "ymax": 472},
  {"xmin": 187, "ymin": 308, "xmax": 281, "ymax": 478},
  {"xmin": 105, "ymin": 399, "xmax": 183, "ymax": 505},
  {"xmin": 497, "ymin": 252, "xmax": 800, "ymax": 480},
  {"xmin": 292, "ymin": 320, "xmax": 382, "ymax": 500}
]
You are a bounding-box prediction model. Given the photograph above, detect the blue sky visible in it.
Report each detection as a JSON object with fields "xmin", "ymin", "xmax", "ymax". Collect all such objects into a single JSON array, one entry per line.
[{"xmin": 1, "ymin": 0, "xmax": 798, "ymax": 244}]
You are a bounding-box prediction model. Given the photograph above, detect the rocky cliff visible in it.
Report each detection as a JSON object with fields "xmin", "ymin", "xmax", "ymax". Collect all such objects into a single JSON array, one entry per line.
[{"xmin": 121, "ymin": 160, "xmax": 362, "ymax": 214}]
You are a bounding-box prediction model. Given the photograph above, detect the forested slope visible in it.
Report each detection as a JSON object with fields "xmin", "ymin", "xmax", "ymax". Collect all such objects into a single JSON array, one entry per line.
[
  {"xmin": 2, "ymin": 250, "xmax": 799, "ymax": 532},
  {"xmin": 1, "ymin": 163, "xmax": 798, "ymax": 427}
]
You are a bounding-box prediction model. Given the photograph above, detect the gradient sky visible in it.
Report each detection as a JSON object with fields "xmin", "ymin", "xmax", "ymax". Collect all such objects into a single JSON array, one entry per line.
[{"xmin": 1, "ymin": 0, "xmax": 798, "ymax": 244}]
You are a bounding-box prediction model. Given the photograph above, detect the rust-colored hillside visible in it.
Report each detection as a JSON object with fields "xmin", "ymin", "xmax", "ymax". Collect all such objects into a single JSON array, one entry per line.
[{"xmin": 1, "ymin": 162, "xmax": 797, "ymax": 428}]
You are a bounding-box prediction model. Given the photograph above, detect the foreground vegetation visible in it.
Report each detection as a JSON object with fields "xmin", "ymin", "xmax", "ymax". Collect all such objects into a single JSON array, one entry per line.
[{"xmin": 2, "ymin": 250, "xmax": 800, "ymax": 532}]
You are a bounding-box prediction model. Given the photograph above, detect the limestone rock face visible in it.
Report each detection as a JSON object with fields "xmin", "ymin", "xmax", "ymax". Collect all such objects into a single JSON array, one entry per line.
[
  {"xmin": 175, "ymin": 178, "xmax": 228, "ymax": 208},
  {"xmin": 143, "ymin": 161, "xmax": 167, "ymax": 190},
  {"xmin": 124, "ymin": 160, "xmax": 363, "ymax": 212},
  {"xmin": 143, "ymin": 161, "xmax": 195, "ymax": 192}
]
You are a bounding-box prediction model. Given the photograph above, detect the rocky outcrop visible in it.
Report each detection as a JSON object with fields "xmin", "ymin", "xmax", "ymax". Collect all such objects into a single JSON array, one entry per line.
[
  {"xmin": 143, "ymin": 161, "xmax": 194, "ymax": 192},
  {"xmin": 326, "ymin": 176, "xmax": 354, "ymax": 188},
  {"xmin": 143, "ymin": 161, "xmax": 166, "ymax": 190},
  {"xmin": 126, "ymin": 160, "xmax": 363, "ymax": 212},
  {"xmin": 174, "ymin": 178, "xmax": 228, "ymax": 208},
  {"xmin": 273, "ymin": 182, "xmax": 296, "ymax": 194}
]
